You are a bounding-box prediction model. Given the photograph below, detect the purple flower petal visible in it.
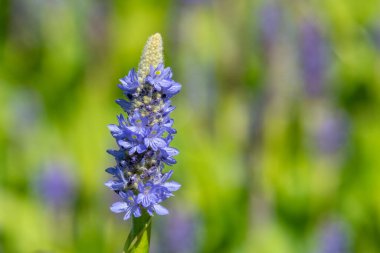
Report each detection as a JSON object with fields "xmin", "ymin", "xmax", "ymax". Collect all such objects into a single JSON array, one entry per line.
[
  {"xmin": 162, "ymin": 147, "xmax": 179, "ymax": 157},
  {"xmin": 105, "ymin": 180, "xmax": 125, "ymax": 191},
  {"xmin": 123, "ymin": 206, "xmax": 133, "ymax": 220},
  {"xmin": 166, "ymin": 82, "xmax": 181, "ymax": 94},
  {"xmin": 118, "ymin": 140, "xmax": 132, "ymax": 149},
  {"xmin": 108, "ymin": 124, "xmax": 122, "ymax": 136},
  {"xmin": 144, "ymin": 137, "xmax": 166, "ymax": 151},
  {"xmin": 110, "ymin": 202, "xmax": 128, "ymax": 213},
  {"xmin": 154, "ymin": 204, "xmax": 169, "ymax": 215},
  {"xmin": 133, "ymin": 208, "xmax": 142, "ymax": 217},
  {"xmin": 163, "ymin": 181, "xmax": 181, "ymax": 192}
]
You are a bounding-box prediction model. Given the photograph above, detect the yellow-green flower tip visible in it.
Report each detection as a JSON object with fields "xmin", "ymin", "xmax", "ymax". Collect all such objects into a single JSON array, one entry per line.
[{"xmin": 138, "ymin": 33, "xmax": 163, "ymax": 83}]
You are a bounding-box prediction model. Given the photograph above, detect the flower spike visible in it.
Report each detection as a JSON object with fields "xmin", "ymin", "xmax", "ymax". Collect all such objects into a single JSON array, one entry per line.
[{"xmin": 106, "ymin": 33, "xmax": 181, "ymax": 220}]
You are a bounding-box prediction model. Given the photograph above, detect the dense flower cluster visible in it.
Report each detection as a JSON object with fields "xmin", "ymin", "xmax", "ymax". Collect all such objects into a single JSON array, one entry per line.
[{"xmin": 106, "ymin": 62, "xmax": 181, "ymax": 220}]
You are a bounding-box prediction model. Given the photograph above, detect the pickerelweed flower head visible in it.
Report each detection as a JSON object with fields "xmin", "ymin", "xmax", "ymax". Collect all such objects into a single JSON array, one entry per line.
[{"xmin": 106, "ymin": 33, "xmax": 181, "ymax": 220}]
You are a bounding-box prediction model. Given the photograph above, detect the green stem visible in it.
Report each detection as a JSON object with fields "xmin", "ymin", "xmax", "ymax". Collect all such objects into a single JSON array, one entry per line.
[{"xmin": 123, "ymin": 211, "xmax": 152, "ymax": 253}]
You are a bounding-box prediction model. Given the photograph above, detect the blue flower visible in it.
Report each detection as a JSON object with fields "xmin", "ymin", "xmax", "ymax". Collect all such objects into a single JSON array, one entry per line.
[
  {"xmin": 105, "ymin": 167, "xmax": 127, "ymax": 191},
  {"xmin": 115, "ymin": 99, "xmax": 132, "ymax": 113},
  {"xmin": 155, "ymin": 170, "xmax": 181, "ymax": 192},
  {"xmin": 164, "ymin": 82, "xmax": 182, "ymax": 99},
  {"xmin": 145, "ymin": 64, "xmax": 182, "ymax": 98},
  {"xmin": 118, "ymin": 133, "xmax": 146, "ymax": 155},
  {"xmin": 161, "ymin": 101, "xmax": 176, "ymax": 117},
  {"xmin": 106, "ymin": 149, "xmax": 126, "ymax": 161},
  {"xmin": 137, "ymin": 182, "xmax": 160, "ymax": 207},
  {"xmin": 110, "ymin": 191, "xmax": 142, "ymax": 220},
  {"xmin": 143, "ymin": 124, "xmax": 167, "ymax": 151},
  {"xmin": 127, "ymin": 111, "xmax": 149, "ymax": 136},
  {"xmin": 160, "ymin": 147, "xmax": 179, "ymax": 165},
  {"xmin": 108, "ymin": 114, "xmax": 129, "ymax": 140},
  {"xmin": 162, "ymin": 118, "xmax": 177, "ymax": 135},
  {"xmin": 118, "ymin": 69, "xmax": 139, "ymax": 91},
  {"xmin": 145, "ymin": 64, "xmax": 173, "ymax": 91},
  {"xmin": 136, "ymin": 182, "xmax": 170, "ymax": 216}
]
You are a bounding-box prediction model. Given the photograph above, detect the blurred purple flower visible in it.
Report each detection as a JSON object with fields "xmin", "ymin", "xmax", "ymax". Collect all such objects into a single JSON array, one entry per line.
[
  {"xmin": 38, "ymin": 162, "xmax": 75, "ymax": 209},
  {"xmin": 317, "ymin": 221, "xmax": 350, "ymax": 253},
  {"xmin": 86, "ymin": 1, "xmax": 109, "ymax": 52},
  {"xmin": 180, "ymin": 0, "xmax": 210, "ymax": 5},
  {"xmin": 152, "ymin": 211, "xmax": 197, "ymax": 253},
  {"xmin": 166, "ymin": 213, "xmax": 196, "ymax": 253},
  {"xmin": 299, "ymin": 20, "xmax": 327, "ymax": 97},
  {"xmin": 259, "ymin": 2, "xmax": 282, "ymax": 51},
  {"xmin": 369, "ymin": 25, "xmax": 380, "ymax": 51},
  {"xmin": 316, "ymin": 112, "xmax": 349, "ymax": 154}
]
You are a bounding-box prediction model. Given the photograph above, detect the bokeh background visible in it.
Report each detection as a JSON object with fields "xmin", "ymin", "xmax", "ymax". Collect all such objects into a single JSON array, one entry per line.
[{"xmin": 1, "ymin": 0, "xmax": 380, "ymax": 252}]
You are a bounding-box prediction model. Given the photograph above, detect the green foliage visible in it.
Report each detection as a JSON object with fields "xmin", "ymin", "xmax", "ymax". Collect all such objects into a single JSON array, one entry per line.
[{"xmin": 0, "ymin": 0, "xmax": 380, "ymax": 252}]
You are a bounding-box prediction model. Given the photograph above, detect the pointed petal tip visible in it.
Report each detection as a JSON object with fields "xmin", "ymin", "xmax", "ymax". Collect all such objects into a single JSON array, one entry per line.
[{"xmin": 154, "ymin": 204, "xmax": 169, "ymax": 215}]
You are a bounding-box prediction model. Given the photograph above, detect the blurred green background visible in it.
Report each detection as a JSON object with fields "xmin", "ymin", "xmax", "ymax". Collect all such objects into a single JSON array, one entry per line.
[{"xmin": 1, "ymin": 0, "xmax": 380, "ymax": 252}]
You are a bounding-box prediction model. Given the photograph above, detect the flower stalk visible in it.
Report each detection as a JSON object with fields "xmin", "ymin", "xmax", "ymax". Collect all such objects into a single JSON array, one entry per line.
[{"xmin": 123, "ymin": 211, "xmax": 152, "ymax": 253}]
